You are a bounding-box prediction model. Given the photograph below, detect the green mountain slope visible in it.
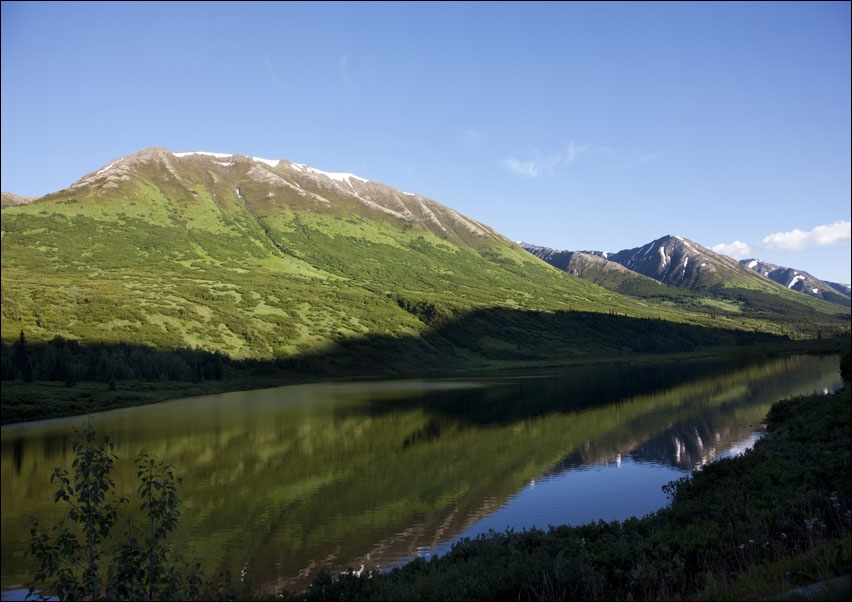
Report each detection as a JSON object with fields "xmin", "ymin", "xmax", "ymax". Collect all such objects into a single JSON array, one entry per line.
[{"xmin": 1, "ymin": 148, "xmax": 847, "ymax": 368}]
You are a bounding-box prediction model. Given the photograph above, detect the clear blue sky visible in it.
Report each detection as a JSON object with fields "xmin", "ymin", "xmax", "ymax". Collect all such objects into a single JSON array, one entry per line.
[{"xmin": 2, "ymin": 1, "xmax": 850, "ymax": 283}]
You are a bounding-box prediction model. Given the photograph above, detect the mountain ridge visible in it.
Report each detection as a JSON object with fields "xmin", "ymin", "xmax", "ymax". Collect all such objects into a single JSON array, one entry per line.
[
  {"xmin": 2, "ymin": 148, "xmax": 848, "ymax": 365},
  {"xmin": 6, "ymin": 148, "xmax": 846, "ymax": 287},
  {"xmin": 521, "ymin": 236, "xmax": 852, "ymax": 312},
  {"xmin": 521, "ymin": 238, "xmax": 849, "ymax": 295},
  {"xmin": 58, "ymin": 147, "xmax": 504, "ymax": 249},
  {"xmin": 2, "ymin": 147, "xmax": 655, "ymax": 361},
  {"xmin": 740, "ymin": 258, "xmax": 851, "ymax": 304},
  {"xmin": 519, "ymin": 235, "xmax": 849, "ymax": 304}
]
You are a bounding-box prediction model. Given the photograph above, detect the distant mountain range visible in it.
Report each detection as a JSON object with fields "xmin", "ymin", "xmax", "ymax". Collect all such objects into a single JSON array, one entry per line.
[
  {"xmin": 739, "ymin": 258, "xmax": 851, "ymax": 302},
  {"xmin": 2, "ymin": 148, "xmax": 849, "ymax": 373},
  {"xmin": 0, "ymin": 192, "xmax": 38, "ymax": 207},
  {"xmin": 520, "ymin": 237, "xmax": 851, "ymax": 309}
]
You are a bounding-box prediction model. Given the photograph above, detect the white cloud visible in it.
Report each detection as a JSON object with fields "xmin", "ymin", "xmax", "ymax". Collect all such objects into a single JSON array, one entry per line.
[
  {"xmin": 502, "ymin": 142, "xmax": 587, "ymax": 177},
  {"xmin": 758, "ymin": 220, "xmax": 851, "ymax": 251},
  {"xmin": 713, "ymin": 221, "xmax": 851, "ymax": 260},
  {"xmin": 712, "ymin": 240, "xmax": 752, "ymax": 258},
  {"xmin": 564, "ymin": 141, "xmax": 586, "ymax": 164}
]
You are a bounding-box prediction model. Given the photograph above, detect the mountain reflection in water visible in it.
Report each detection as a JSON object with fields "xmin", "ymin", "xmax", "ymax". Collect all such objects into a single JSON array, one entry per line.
[{"xmin": 0, "ymin": 354, "xmax": 843, "ymax": 598}]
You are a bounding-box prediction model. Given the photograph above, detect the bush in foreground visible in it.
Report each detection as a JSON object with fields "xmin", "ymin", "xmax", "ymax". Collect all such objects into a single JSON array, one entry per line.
[{"xmin": 26, "ymin": 423, "xmax": 232, "ymax": 601}]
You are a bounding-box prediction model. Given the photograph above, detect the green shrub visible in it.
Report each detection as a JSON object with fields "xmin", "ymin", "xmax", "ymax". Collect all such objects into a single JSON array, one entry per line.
[{"xmin": 26, "ymin": 424, "xmax": 224, "ymax": 601}]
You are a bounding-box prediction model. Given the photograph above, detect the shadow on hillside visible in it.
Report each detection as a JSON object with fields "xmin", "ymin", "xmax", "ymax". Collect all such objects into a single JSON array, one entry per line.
[
  {"xmin": 270, "ymin": 306, "xmax": 790, "ymax": 377},
  {"xmin": 3, "ymin": 307, "xmax": 810, "ymax": 427}
]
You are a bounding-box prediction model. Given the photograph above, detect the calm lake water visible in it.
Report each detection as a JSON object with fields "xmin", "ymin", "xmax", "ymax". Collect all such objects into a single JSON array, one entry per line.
[{"xmin": 0, "ymin": 354, "xmax": 843, "ymax": 598}]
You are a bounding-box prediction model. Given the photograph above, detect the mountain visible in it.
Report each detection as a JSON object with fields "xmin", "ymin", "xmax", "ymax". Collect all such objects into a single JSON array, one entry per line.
[
  {"xmin": 1, "ymin": 149, "xmax": 848, "ymax": 375},
  {"xmin": 66, "ymin": 148, "xmax": 504, "ymax": 249},
  {"xmin": 740, "ymin": 259, "xmax": 851, "ymax": 307},
  {"xmin": 830, "ymin": 282, "xmax": 852, "ymax": 297},
  {"xmin": 519, "ymin": 242, "xmax": 681, "ymax": 298},
  {"xmin": 602, "ymin": 235, "xmax": 850, "ymax": 306},
  {"xmin": 606, "ymin": 235, "xmax": 759, "ymax": 289},
  {"xmin": 1, "ymin": 192, "xmax": 38, "ymax": 208},
  {"xmin": 522, "ymin": 235, "xmax": 850, "ymax": 331},
  {"xmin": 0, "ymin": 147, "xmax": 683, "ymax": 368}
]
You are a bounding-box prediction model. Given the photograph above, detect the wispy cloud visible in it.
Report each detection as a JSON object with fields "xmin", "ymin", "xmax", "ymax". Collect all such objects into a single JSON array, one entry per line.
[
  {"xmin": 620, "ymin": 148, "xmax": 667, "ymax": 168},
  {"xmin": 503, "ymin": 156, "xmax": 545, "ymax": 177},
  {"xmin": 712, "ymin": 220, "xmax": 852, "ymax": 259},
  {"xmin": 565, "ymin": 141, "xmax": 585, "ymax": 164},
  {"xmin": 264, "ymin": 53, "xmax": 286, "ymax": 89},
  {"xmin": 502, "ymin": 141, "xmax": 587, "ymax": 177}
]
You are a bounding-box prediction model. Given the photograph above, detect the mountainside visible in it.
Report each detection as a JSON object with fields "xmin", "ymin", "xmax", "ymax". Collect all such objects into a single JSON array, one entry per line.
[
  {"xmin": 0, "ymin": 192, "xmax": 38, "ymax": 208},
  {"xmin": 522, "ymin": 236, "xmax": 849, "ymax": 331},
  {"xmin": 65, "ymin": 148, "xmax": 504, "ymax": 249},
  {"xmin": 0, "ymin": 147, "xmax": 673, "ymax": 367},
  {"xmin": 830, "ymin": 281, "xmax": 852, "ymax": 297},
  {"xmin": 2, "ymin": 149, "xmax": 848, "ymax": 374},
  {"xmin": 607, "ymin": 235, "xmax": 758, "ymax": 289},
  {"xmin": 519, "ymin": 242, "xmax": 677, "ymax": 297},
  {"xmin": 604, "ymin": 235, "xmax": 851, "ymax": 308},
  {"xmin": 740, "ymin": 259, "xmax": 851, "ymax": 307}
]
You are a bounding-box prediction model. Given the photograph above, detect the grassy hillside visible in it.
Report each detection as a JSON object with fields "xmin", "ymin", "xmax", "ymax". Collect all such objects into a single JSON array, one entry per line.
[{"xmin": 2, "ymin": 149, "xmax": 848, "ymax": 372}]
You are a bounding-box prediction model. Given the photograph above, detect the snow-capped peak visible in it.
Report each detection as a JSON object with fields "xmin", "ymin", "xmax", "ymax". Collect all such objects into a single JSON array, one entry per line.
[
  {"xmin": 172, "ymin": 151, "xmax": 372, "ymax": 185},
  {"xmin": 174, "ymin": 151, "xmax": 280, "ymax": 168},
  {"xmin": 287, "ymin": 162, "xmax": 368, "ymax": 184}
]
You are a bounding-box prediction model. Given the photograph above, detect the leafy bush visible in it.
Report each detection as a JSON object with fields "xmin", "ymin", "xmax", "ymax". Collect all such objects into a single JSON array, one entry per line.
[{"xmin": 26, "ymin": 424, "xmax": 225, "ymax": 601}]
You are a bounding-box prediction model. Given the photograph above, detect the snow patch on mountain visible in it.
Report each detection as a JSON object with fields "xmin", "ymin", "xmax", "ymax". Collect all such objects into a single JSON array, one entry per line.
[
  {"xmin": 288, "ymin": 162, "xmax": 368, "ymax": 184},
  {"xmin": 787, "ymin": 274, "xmax": 805, "ymax": 289},
  {"xmin": 252, "ymin": 156, "xmax": 279, "ymax": 168},
  {"xmin": 246, "ymin": 164, "xmax": 331, "ymax": 203},
  {"xmin": 175, "ymin": 151, "xmax": 234, "ymax": 160},
  {"xmin": 658, "ymin": 245, "xmax": 668, "ymax": 268},
  {"xmin": 96, "ymin": 158, "xmax": 123, "ymax": 176},
  {"xmin": 174, "ymin": 151, "xmax": 281, "ymax": 169}
]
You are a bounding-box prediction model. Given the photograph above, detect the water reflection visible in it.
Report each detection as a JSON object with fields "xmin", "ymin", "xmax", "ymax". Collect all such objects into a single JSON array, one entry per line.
[{"xmin": 1, "ymin": 354, "xmax": 842, "ymax": 597}]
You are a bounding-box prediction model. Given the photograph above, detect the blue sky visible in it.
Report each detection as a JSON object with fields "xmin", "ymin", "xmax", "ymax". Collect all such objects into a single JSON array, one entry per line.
[{"xmin": 2, "ymin": 1, "xmax": 850, "ymax": 283}]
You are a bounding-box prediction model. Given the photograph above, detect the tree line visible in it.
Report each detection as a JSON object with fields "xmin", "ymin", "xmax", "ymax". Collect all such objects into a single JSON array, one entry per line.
[{"xmin": 1, "ymin": 331, "xmax": 227, "ymax": 386}]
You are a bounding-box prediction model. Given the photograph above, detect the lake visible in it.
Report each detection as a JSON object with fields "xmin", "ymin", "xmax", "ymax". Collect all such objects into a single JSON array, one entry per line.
[{"xmin": 0, "ymin": 353, "xmax": 843, "ymax": 598}]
